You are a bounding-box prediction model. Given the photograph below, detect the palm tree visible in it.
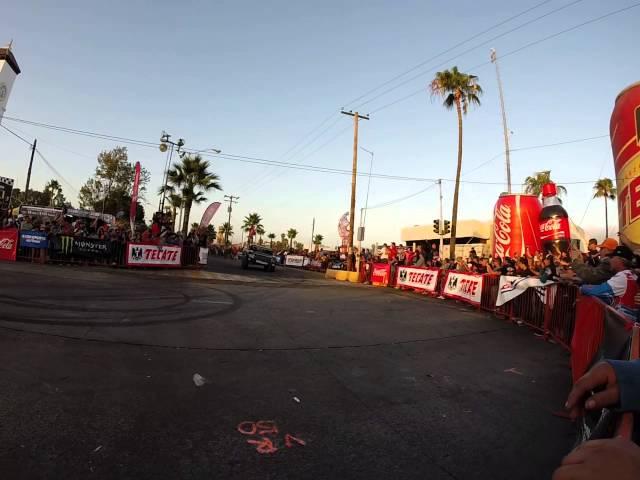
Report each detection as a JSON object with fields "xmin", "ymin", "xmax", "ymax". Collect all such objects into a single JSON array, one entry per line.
[
  {"xmin": 256, "ymin": 225, "xmax": 265, "ymax": 244},
  {"xmin": 593, "ymin": 178, "xmax": 617, "ymax": 237},
  {"xmin": 242, "ymin": 212, "xmax": 264, "ymax": 243},
  {"xmin": 165, "ymin": 155, "xmax": 222, "ymax": 235},
  {"xmin": 429, "ymin": 66, "xmax": 482, "ymax": 257},
  {"xmin": 523, "ymin": 171, "xmax": 567, "ymax": 197},
  {"xmin": 287, "ymin": 228, "xmax": 298, "ymax": 249},
  {"xmin": 267, "ymin": 233, "xmax": 276, "ymax": 247},
  {"xmin": 221, "ymin": 222, "xmax": 234, "ymax": 243},
  {"xmin": 167, "ymin": 193, "xmax": 184, "ymax": 230},
  {"xmin": 313, "ymin": 234, "xmax": 324, "ymax": 251}
]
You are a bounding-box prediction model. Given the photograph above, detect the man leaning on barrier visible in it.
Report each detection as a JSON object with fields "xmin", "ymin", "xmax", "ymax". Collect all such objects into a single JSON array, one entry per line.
[
  {"xmin": 553, "ymin": 361, "xmax": 640, "ymax": 480},
  {"xmin": 561, "ymin": 238, "xmax": 618, "ymax": 284}
]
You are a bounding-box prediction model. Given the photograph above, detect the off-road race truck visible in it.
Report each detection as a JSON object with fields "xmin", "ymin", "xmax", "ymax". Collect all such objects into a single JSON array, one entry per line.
[{"xmin": 240, "ymin": 244, "xmax": 277, "ymax": 272}]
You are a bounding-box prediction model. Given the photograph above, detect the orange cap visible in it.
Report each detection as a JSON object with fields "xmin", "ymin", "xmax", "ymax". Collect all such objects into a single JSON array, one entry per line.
[{"xmin": 597, "ymin": 238, "xmax": 618, "ymax": 250}]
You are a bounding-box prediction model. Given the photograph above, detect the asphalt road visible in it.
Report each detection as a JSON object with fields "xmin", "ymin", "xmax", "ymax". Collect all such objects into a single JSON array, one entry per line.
[{"xmin": 0, "ymin": 257, "xmax": 575, "ymax": 479}]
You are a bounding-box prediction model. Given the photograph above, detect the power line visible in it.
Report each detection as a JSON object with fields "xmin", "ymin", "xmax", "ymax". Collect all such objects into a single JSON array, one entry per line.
[
  {"xmin": 352, "ymin": 0, "xmax": 585, "ymax": 111},
  {"xmin": 35, "ymin": 149, "xmax": 80, "ymax": 196},
  {"xmin": 367, "ymin": 183, "xmax": 438, "ymax": 210},
  {"xmin": 367, "ymin": 2, "xmax": 639, "ymax": 116},
  {"xmin": 0, "ymin": 123, "xmax": 32, "ymax": 146},
  {"xmin": 342, "ymin": 0, "xmax": 556, "ymax": 108}
]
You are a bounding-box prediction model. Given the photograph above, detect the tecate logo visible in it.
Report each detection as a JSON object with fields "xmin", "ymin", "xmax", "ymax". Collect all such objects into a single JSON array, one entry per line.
[
  {"xmin": 494, "ymin": 203, "xmax": 512, "ymax": 258},
  {"xmin": 0, "ymin": 238, "xmax": 15, "ymax": 250}
]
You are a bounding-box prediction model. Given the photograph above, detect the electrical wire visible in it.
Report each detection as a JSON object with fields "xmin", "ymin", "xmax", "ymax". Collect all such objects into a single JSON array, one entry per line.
[
  {"xmin": 367, "ymin": 183, "xmax": 438, "ymax": 210},
  {"xmin": 34, "ymin": 149, "xmax": 80, "ymax": 196},
  {"xmin": 367, "ymin": 2, "xmax": 640, "ymax": 116},
  {"xmin": 0, "ymin": 123, "xmax": 33, "ymax": 146},
  {"xmin": 352, "ymin": 0, "xmax": 585, "ymax": 111}
]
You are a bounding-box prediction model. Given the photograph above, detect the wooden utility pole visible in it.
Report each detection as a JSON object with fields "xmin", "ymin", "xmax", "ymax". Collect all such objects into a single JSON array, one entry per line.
[
  {"xmin": 490, "ymin": 48, "xmax": 512, "ymax": 193},
  {"xmin": 223, "ymin": 194, "xmax": 239, "ymax": 245},
  {"xmin": 24, "ymin": 138, "xmax": 36, "ymax": 205},
  {"xmin": 341, "ymin": 110, "xmax": 369, "ymax": 271}
]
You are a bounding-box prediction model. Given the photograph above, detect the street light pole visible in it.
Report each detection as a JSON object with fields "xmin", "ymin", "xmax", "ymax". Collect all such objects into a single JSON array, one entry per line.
[
  {"xmin": 490, "ymin": 48, "xmax": 512, "ymax": 194},
  {"xmin": 159, "ymin": 131, "xmax": 185, "ymax": 212},
  {"xmin": 358, "ymin": 146, "xmax": 374, "ymax": 270},
  {"xmin": 438, "ymin": 179, "xmax": 444, "ymax": 259}
]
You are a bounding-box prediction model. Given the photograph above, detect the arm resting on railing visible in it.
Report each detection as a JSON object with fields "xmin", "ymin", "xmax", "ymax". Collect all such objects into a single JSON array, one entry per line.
[{"xmin": 607, "ymin": 359, "xmax": 640, "ymax": 412}]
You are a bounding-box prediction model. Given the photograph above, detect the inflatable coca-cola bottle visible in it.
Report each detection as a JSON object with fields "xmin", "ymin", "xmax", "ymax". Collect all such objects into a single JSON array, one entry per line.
[{"xmin": 539, "ymin": 182, "xmax": 571, "ymax": 256}]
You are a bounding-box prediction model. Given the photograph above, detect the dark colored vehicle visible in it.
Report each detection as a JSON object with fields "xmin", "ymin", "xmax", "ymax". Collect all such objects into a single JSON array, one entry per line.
[{"xmin": 240, "ymin": 245, "xmax": 277, "ymax": 272}]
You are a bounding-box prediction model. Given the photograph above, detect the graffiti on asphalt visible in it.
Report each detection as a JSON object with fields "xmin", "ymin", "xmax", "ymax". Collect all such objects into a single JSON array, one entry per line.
[{"xmin": 237, "ymin": 420, "xmax": 306, "ymax": 454}]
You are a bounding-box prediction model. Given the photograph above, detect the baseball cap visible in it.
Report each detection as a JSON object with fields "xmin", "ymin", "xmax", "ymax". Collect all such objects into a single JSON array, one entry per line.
[
  {"xmin": 597, "ymin": 238, "xmax": 618, "ymax": 250},
  {"xmin": 611, "ymin": 245, "xmax": 633, "ymax": 260}
]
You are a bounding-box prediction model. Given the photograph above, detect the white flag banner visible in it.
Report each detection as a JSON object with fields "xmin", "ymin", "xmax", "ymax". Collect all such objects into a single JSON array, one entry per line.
[{"xmin": 496, "ymin": 276, "xmax": 556, "ymax": 307}]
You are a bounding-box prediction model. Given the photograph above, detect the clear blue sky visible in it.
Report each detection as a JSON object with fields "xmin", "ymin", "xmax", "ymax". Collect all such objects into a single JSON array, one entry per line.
[{"xmin": 1, "ymin": 0, "xmax": 637, "ymax": 246}]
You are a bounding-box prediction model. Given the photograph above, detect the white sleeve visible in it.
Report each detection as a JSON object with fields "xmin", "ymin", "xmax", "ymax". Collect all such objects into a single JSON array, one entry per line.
[{"xmin": 607, "ymin": 272, "xmax": 628, "ymax": 297}]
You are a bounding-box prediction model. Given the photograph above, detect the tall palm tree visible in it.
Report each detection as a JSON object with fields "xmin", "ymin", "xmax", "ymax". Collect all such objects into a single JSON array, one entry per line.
[
  {"xmin": 313, "ymin": 234, "xmax": 324, "ymax": 251},
  {"xmin": 267, "ymin": 233, "xmax": 276, "ymax": 247},
  {"xmin": 256, "ymin": 225, "xmax": 265, "ymax": 244},
  {"xmin": 165, "ymin": 155, "xmax": 222, "ymax": 235},
  {"xmin": 523, "ymin": 171, "xmax": 567, "ymax": 197},
  {"xmin": 221, "ymin": 222, "xmax": 234, "ymax": 243},
  {"xmin": 593, "ymin": 178, "xmax": 617, "ymax": 237},
  {"xmin": 242, "ymin": 212, "xmax": 264, "ymax": 243},
  {"xmin": 167, "ymin": 193, "xmax": 184, "ymax": 230},
  {"xmin": 287, "ymin": 228, "xmax": 298, "ymax": 249},
  {"xmin": 429, "ymin": 66, "xmax": 482, "ymax": 257}
]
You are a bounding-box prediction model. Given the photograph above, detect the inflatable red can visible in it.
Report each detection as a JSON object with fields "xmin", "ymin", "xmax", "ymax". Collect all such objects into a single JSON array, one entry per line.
[
  {"xmin": 493, "ymin": 193, "xmax": 542, "ymax": 258},
  {"xmin": 611, "ymin": 82, "xmax": 640, "ymax": 251}
]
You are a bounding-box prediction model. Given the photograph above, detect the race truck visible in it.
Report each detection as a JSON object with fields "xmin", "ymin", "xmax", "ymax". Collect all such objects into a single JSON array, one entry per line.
[{"xmin": 240, "ymin": 244, "xmax": 277, "ymax": 272}]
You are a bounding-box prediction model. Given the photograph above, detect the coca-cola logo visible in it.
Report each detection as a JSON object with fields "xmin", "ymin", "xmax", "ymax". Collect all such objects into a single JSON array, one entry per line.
[
  {"xmin": 0, "ymin": 238, "xmax": 15, "ymax": 250},
  {"xmin": 494, "ymin": 203, "xmax": 512, "ymax": 258},
  {"xmin": 539, "ymin": 218, "xmax": 561, "ymax": 232}
]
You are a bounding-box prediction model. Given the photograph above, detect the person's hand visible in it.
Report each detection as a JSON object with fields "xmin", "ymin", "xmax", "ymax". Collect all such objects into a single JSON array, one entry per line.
[
  {"xmin": 565, "ymin": 361, "xmax": 620, "ymax": 420},
  {"xmin": 553, "ymin": 437, "xmax": 640, "ymax": 480},
  {"xmin": 560, "ymin": 269, "xmax": 577, "ymax": 279}
]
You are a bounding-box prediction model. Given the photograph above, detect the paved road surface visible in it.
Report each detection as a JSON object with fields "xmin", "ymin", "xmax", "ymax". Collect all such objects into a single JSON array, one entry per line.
[{"xmin": 0, "ymin": 259, "xmax": 574, "ymax": 479}]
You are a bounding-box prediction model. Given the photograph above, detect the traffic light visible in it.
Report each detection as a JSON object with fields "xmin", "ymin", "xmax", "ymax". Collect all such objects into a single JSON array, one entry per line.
[
  {"xmin": 443, "ymin": 220, "xmax": 451, "ymax": 235},
  {"xmin": 433, "ymin": 219, "xmax": 440, "ymax": 234}
]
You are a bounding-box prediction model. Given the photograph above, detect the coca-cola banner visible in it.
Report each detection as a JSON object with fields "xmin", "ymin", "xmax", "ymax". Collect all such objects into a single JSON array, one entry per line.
[
  {"xmin": 496, "ymin": 275, "xmax": 555, "ymax": 307},
  {"xmin": 442, "ymin": 271, "xmax": 483, "ymax": 306},
  {"xmin": 125, "ymin": 243, "xmax": 182, "ymax": 267},
  {"xmin": 371, "ymin": 263, "xmax": 391, "ymax": 287},
  {"xmin": 397, "ymin": 266, "xmax": 439, "ymax": 293},
  {"xmin": 0, "ymin": 228, "xmax": 18, "ymax": 262},
  {"xmin": 493, "ymin": 194, "xmax": 542, "ymax": 258}
]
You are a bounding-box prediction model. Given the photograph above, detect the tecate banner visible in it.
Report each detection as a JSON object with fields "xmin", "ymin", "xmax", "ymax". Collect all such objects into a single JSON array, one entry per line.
[
  {"xmin": 396, "ymin": 266, "xmax": 439, "ymax": 293},
  {"xmin": 0, "ymin": 228, "xmax": 18, "ymax": 261},
  {"xmin": 126, "ymin": 243, "xmax": 182, "ymax": 267},
  {"xmin": 285, "ymin": 255, "xmax": 308, "ymax": 267},
  {"xmin": 442, "ymin": 271, "xmax": 483, "ymax": 306},
  {"xmin": 19, "ymin": 230, "xmax": 49, "ymax": 248}
]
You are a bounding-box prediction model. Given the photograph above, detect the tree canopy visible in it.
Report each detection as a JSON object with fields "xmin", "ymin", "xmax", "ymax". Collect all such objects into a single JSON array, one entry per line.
[{"xmin": 523, "ymin": 171, "xmax": 567, "ymax": 196}]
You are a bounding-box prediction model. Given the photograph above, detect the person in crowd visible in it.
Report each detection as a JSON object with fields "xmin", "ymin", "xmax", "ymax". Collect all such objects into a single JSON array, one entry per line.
[
  {"xmin": 530, "ymin": 257, "xmax": 543, "ymax": 276},
  {"xmin": 476, "ymin": 257, "xmax": 489, "ymax": 274},
  {"xmin": 455, "ymin": 256, "xmax": 469, "ymax": 272},
  {"xmin": 396, "ymin": 245, "xmax": 406, "ymax": 265},
  {"xmin": 554, "ymin": 360, "xmax": 640, "ymax": 480},
  {"xmin": 388, "ymin": 242, "xmax": 397, "ymax": 263},
  {"xmin": 20, "ymin": 215, "xmax": 33, "ymax": 231},
  {"xmin": 413, "ymin": 245, "xmax": 426, "ymax": 267},
  {"xmin": 515, "ymin": 257, "xmax": 534, "ymax": 277},
  {"xmin": 405, "ymin": 246, "xmax": 414, "ymax": 266},
  {"xmin": 379, "ymin": 243, "xmax": 389, "ymax": 263},
  {"xmin": 73, "ymin": 219, "xmax": 87, "ymax": 237},
  {"xmin": 429, "ymin": 242, "xmax": 440, "ymax": 264},
  {"xmin": 469, "ymin": 247, "xmax": 477, "ymax": 260},
  {"xmin": 580, "ymin": 245, "xmax": 638, "ymax": 320},
  {"xmin": 565, "ymin": 238, "xmax": 617, "ymax": 284},
  {"xmin": 538, "ymin": 255, "xmax": 559, "ymax": 283},
  {"xmin": 584, "ymin": 238, "xmax": 601, "ymax": 267}
]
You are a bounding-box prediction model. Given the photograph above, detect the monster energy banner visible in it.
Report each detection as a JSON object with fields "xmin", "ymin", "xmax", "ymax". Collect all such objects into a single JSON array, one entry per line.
[
  {"xmin": 72, "ymin": 238, "xmax": 110, "ymax": 257},
  {"xmin": 51, "ymin": 236, "xmax": 74, "ymax": 255}
]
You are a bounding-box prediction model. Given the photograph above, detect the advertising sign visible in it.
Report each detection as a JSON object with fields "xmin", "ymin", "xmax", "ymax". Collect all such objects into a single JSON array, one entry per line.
[
  {"xmin": 73, "ymin": 238, "xmax": 110, "ymax": 257},
  {"xmin": 19, "ymin": 230, "xmax": 49, "ymax": 248},
  {"xmin": 0, "ymin": 176, "xmax": 14, "ymax": 210},
  {"xmin": 285, "ymin": 255, "xmax": 309, "ymax": 267},
  {"xmin": 493, "ymin": 193, "xmax": 542, "ymax": 258},
  {"xmin": 371, "ymin": 263, "xmax": 391, "ymax": 287},
  {"xmin": 0, "ymin": 228, "xmax": 17, "ymax": 261},
  {"xmin": 198, "ymin": 247, "xmax": 208, "ymax": 265},
  {"xmin": 126, "ymin": 243, "xmax": 182, "ymax": 267},
  {"xmin": 442, "ymin": 271, "xmax": 483, "ymax": 306},
  {"xmin": 396, "ymin": 266, "xmax": 439, "ymax": 293}
]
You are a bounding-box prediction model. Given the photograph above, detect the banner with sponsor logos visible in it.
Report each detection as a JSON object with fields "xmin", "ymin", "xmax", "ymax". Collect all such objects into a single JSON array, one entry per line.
[
  {"xmin": 397, "ymin": 266, "xmax": 439, "ymax": 293},
  {"xmin": 73, "ymin": 238, "xmax": 110, "ymax": 257},
  {"xmin": 371, "ymin": 262, "xmax": 391, "ymax": 287},
  {"xmin": 19, "ymin": 230, "xmax": 49, "ymax": 248},
  {"xmin": 0, "ymin": 228, "xmax": 18, "ymax": 261},
  {"xmin": 0, "ymin": 176, "xmax": 14, "ymax": 210},
  {"xmin": 442, "ymin": 271, "xmax": 484, "ymax": 306},
  {"xmin": 125, "ymin": 243, "xmax": 182, "ymax": 267},
  {"xmin": 496, "ymin": 275, "xmax": 556, "ymax": 307},
  {"xmin": 285, "ymin": 255, "xmax": 309, "ymax": 267}
]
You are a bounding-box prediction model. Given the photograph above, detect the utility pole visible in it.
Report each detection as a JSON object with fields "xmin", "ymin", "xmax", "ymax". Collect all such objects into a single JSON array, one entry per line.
[
  {"xmin": 158, "ymin": 131, "xmax": 185, "ymax": 212},
  {"xmin": 438, "ymin": 179, "xmax": 444, "ymax": 259},
  {"xmin": 310, "ymin": 217, "xmax": 315, "ymax": 252},
  {"xmin": 24, "ymin": 138, "xmax": 36, "ymax": 205},
  {"xmin": 341, "ymin": 110, "xmax": 369, "ymax": 271},
  {"xmin": 490, "ymin": 48, "xmax": 512, "ymax": 193},
  {"xmin": 224, "ymin": 194, "xmax": 239, "ymax": 245}
]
